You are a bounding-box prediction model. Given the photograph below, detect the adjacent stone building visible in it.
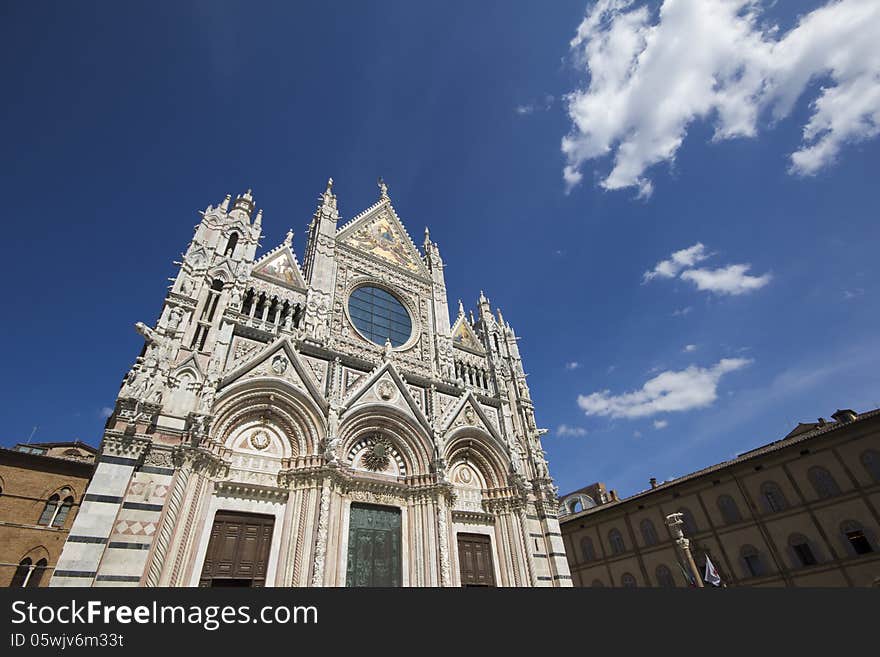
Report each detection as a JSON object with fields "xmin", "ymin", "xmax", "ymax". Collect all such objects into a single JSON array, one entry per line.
[
  {"xmin": 51, "ymin": 179, "xmax": 570, "ymax": 587},
  {"xmin": 1, "ymin": 442, "xmax": 97, "ymax": 587},
  {"xmin": 559, "ymin": 408, "xmax": 880, "ymax": 587}
]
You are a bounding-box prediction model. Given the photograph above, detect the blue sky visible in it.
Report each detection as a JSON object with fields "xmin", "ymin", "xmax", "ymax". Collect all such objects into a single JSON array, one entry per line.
[{"xmin": 2, "ymin": 1, "xmax": 878, "ymax": 499}]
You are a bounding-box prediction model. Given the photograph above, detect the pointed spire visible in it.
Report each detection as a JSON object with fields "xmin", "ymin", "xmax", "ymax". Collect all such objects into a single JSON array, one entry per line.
[
  {"xmin": 284, "ymin": 229, "xmax": 293, "ymax": 245},
  {"xmin": 220, "ymin": 194, "xmax": 231, "ymax": 212},
  {"xmin": 318, "ymin": 176, "xmax": 338, "ymax": 214},
  {"xmin": 469, "ymin": 310, "xmax": 475, "ymax": 325},
  {"xmin": 253, "ymin": 208, "xmax": 263, "ymax": 227},
  {"xmin": 423, "ymin": 226, "xmax": 430, "ymax": 249},
  {"xmin": 458, "ymin": 299, "xmax": 465, "ymax": 317},
  {"xmin": 496, "ymin": 308, "xmax": 505, "ymax": 326},
  {"xmin": 378, "ymin": 176, "xmax": 389, "ymax": 201},
  {"xmin": 232, "ymin": 188, "xmax": 255, "ymax": 217}
]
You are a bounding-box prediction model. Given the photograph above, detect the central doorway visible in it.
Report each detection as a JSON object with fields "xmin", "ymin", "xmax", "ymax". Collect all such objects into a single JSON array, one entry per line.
[
  {"xmin": 457, "ymin": 533, "xmax": 496, "ymax": 587},
  {"xmin": 198, "ymin": 511, "xmax": 274, "ymax": 587},
  {"xmin": 345, "ymin": 503, "xmax": 402, "ymax": 587}
]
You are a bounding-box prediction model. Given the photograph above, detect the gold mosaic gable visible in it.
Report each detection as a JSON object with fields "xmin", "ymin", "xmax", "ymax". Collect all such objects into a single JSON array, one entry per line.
[
  {"xmin": 343, "ymin": 210, "xmax": 422, "ymax": 273},
  {"xmin": 453, "ymin": 320, "xmax": 483, "ymax": 352},
  {"xmin": 252, "ymin": 248, "xmax": 305, "ymax": 289}
]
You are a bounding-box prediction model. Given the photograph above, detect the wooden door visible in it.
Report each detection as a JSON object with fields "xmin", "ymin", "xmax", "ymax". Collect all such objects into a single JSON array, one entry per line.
[
  {"xmin": 458, "ymin": 533, "xmax": 495, "ymax": 587},
  {"xmin": 199, "ymin": 511, "xmax": 274, "ymax": 587},
  {"xmin": 345, "ymin": 504, "xmax": 401, "ymax": 587}
]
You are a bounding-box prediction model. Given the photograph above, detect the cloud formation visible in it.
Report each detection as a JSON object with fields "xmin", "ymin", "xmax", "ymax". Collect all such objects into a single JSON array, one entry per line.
[
  {"xmin": 562, "ymin": 0, "xmax": 880, "ymax": 195},
  {"xmin": 557, "ymin": 424, "xmax": 589, "ymax": 437},
  {"xmin": 683, "ymin": 344, "xmax": 697, "ymax": 352},
  {"xmin": 645, "ymin": 243, "xmax": 771, "ymax": 295},
  {"xmin": 565, "ymin": 361, "xmax": 582, "ymax": 370},
  {"xmin": 653, "ymin": 419, "xmax": 669, "ymax": 429},
  {"xmin": 577, "ymin": 357, "xmax": 751, "ymax": 418}
]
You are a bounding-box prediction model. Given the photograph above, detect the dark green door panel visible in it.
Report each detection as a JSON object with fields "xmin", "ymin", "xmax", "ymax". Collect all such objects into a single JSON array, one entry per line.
[{"xmin": 346, "ymin": 504, "xmax": 401, "ymax": 587}]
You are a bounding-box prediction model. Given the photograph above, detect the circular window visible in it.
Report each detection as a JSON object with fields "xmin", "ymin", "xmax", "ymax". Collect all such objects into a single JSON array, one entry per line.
[{"xmin": 348, "ymin": 285, "xmax": 412, "ymax": 347}]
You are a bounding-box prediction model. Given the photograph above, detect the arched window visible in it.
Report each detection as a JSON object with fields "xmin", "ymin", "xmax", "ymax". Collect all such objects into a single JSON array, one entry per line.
[
  {"xmin": 808, "ymin": 466, "xmax": 841, "ymax": 499},
  {"xmin": 841, "ymin": 520, "xmax": 873, "ymax": 556},
  {"xmin": 655, "ymin": 564, "xmax": 676, "ymax": 588},
  {"xmin": 38, "ymin": 495, "xmax": 59, "ymax": 526},
  {"xmin": 741, "ymin": 545, "xmax": 765, "ymax": 577},
  {"xmin": 789, "ymin": 533, "xmax": 818, "ymax": 567},
  {"xmin": 717, "ymin": 494, "xmax": 742, "ymax": 524},
  {"xmin": 591, "ymin": 579, "xmax": 604, "ymax": 588},
  {"xmin": 53, "ymin": 496, "xmax": 73, "ymax": 528},
  {"xmin": 28, "ymin": 559, "xmax": 48, "ymax": 587},
  {"xmin": 608, "ymin": 528, "xmax": 626, "ymax": 555},
  {"xmin": 620, "ymin": 572, "xmax": 637, "ymax": 588},
  {"xmin": 224, "ymin": 232, "xmax": 239, "ymax": 257},
  {"xmin": 678, "ymin": 507, "xmax": 698, "ymax": 535},
  {"xmin": 580, "ymin": 536, "xmax": 596, "ymax": 562},
  {"xmin": 640, "ymin": 518, "xmax": 659, "ymax": 546},
  {"xmin": 760, "ymin": 481, "xmax": 788, "ymax": 513},
  {"xmin": 860, "ymin": 450, "xmax": 880, "ymax": 483},
  {"xmin": 10, "ymin": 558, "xmax": 32, "ymax": 587},
  {"xmin": 38, "ymin": 490, "xmax": 73, "ymax": 527}
]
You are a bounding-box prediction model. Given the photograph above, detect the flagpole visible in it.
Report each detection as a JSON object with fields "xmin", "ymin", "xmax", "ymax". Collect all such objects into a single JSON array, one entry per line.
[{"xmin": 666, "ymin": 513, "xmax": 704, "ymax": 588}]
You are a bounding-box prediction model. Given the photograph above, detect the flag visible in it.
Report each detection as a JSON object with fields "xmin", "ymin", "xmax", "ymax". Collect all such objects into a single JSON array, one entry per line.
[{"xmin": 704, "ymin": 554, "xmax": 722, "ymax": 587}]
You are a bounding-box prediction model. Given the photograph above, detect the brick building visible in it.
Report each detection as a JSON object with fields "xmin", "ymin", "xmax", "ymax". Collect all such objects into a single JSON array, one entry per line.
[
  {"xmin": 559, "ymin": 408, "xmax": 880, "ymax": 587},
  {"xmin": 0, "ymin": 442, "xmax": 96, "ymax": 587}
]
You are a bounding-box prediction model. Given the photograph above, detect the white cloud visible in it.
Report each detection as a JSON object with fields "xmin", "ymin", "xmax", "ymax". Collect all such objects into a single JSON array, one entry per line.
[
  {"xmin": 516, "ymin": 94, "xmax": 555, "ymax": 116},
  {"xmin": 843, "ymin": 288, "xmax": 864, "ymax": 300},
  {"xmin": 645, "ymin": 243, "xmax": 771, "ymax": 295},
  {"xmin": 562, "ymin": 0, "xmax": 880, "ymax": 194},
  {"xmin": 577, "ymin": 357, "xmax": 752, "ymax": 419},
  {"xmin": 653, "ymin": 419, "xmax": 669, "ymax": 429},
  {"xmin": 633, "ymin": 430, "xmax": 643, "ymax": 438},
  {"xmin": 99, "ymin": 407, "xmax": 113, "ymax": 419},
  {"xmin": 557, "ymin": 424, "xmax": 589, "ymax": 437},
  {"xmin": 683, "ymin": 344, "xmax": 697, "ymax": 352},
  {"xmin": 680, "ymin": 264, "xmax": 772, "ymax": 295},
  {"xmin": 672, "ymin": 306, "xmax": 692, "ymax": 317},
  {"xmin": 565, "ymin": 361, "xmax": 582, "ymax": 370},
  {"xmin": 515, "ymin": 105, "xmax": 535, "ymax": 115},
  {"xmin": 643, "ymin": 243, "xmax": 710, "ymax": 281}
]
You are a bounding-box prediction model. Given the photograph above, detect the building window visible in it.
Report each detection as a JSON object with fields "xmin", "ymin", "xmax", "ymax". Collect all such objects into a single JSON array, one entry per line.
[
  {"xmin": 620, "ymin": 572, "xmax": 637, "ymax": 588},
  {"xmin": 37, "ymin": 490, "xmax": 74, "ymax": 528},
  {"xmin": 841, "ymin": 521, "xmax": 873, "ymax": 555},
  {"xmin": 580, "ymin": 536, "xmax": 596, "ymax": 562},
  {"xmin": 789, "ymin": 534, "xmax": 818, "ymax": 567},
  {"xmin": 9, "ymin": 557, "xmax": 47, "ymax": 588},
  {"xmin": 678, "ymin": 507, "xmax": 698, "ymax": 535},
  {"xmin": 655, "ymin": 564, "xmax": 676, "ymax": 588},
  {"xmin": 640, "ymin": 519, "xmax": 659, "ymax": 546},
  {"xmin": 807, "ymin": 466, "xmax": 841, "ymax": 499},
  {"xmin": 224, "ymin": 232, "xmax": 239, "ymax": 257},
  {"xmin": 860, "ymin": 449, "xmax": 880, "ymax": 483},
  {"xmin": 760, "ymin": 481, "xmax": 788, "ymax": 513},
  {"xmin": 717, "ymin": 494, "xmax": 742, "ymax": 524},
  {"xmin": 347, "ymin": 285, "xmax": 412, "ymax": 347},
  {"xmin": 608, "ymin": 528, "xmax": 625, "ymax": 555},
  {"xmin": 741, "ymin": 545, "xmax": 765, "ymax": 578}
]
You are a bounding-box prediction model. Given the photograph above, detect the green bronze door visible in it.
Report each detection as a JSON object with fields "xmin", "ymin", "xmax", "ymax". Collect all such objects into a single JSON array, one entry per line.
[{"xmin": 345, "ymin": 504, "xmax": 402, "ymax": 587}]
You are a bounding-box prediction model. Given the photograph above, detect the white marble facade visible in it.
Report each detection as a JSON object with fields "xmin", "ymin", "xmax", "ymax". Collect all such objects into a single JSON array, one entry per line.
[{"xmin": 51, "ymin": 180, "xmax": 571, "ymax": 587}]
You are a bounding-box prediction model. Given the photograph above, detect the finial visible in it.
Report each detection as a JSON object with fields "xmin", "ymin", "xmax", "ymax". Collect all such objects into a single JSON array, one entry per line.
[
  {"xmin": 378, "ymin": 177, "xmax": 388, "ymax": 200},
  {"xmin": 458, "ymin": 299, "xmax": 465, "ymax": 317},
  {"xmin": 469, "ymin": 310, "xmax": 475, "ymax": 324},
  {"xmin": 254, "ymin": 208, "xmax": 262, "ymax": 225},
  {"xmin": 220, "ymin": 194, "xmax": 231, "ymax": 211},
  {"xmin": 496, "ymin": 308, "xmax": 505, "ymax": 325},
  {"xmin": 479, "ymin": 290, "xmax": 488, "ymax": 304},
  {"xmin": 284, "ymin": 229, "xmax": 293, "ymax": 245},
  {"xmin": 326, "ymin": 177, "xmax": 334, "ymax": 193}
]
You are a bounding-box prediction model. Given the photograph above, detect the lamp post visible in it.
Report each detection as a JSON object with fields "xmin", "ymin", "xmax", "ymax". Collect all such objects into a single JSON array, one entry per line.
[{"xmin": 666, "ymin": 512, "xmax": 704, "ymax": 588}]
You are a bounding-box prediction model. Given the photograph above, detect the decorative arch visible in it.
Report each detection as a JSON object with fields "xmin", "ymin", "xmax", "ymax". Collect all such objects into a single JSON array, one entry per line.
[
  {"xmin": 339, "ymin": 405, "xmax": 433, "ymax": 477},
  {"xmin": 212, "ymin": 378, "xmax": 326, "ymax": 458},
  {"xmin": 559, "ymin": 493, "xmax": 596, "ymax": 516},
  {"xmin": 443, "ymin": 428, "xmax": 511, "ymax": 490}
]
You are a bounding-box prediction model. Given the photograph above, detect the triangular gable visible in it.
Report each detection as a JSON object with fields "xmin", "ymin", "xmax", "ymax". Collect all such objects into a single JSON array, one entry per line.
[
  {"xmin": 219, "ymin": 338, "xmax": 328, "ymax": 412},
  {"xmin": 341, "ymin": 361, "xmax": 431, "ymax": 433},
  {"xmin": 439, "ymin": 391, "xmax": 504, "ymax": 447},
  {"xmin": 252, "ymin": 244, "xmax": 307, "ymax": 290},
  {"xmin": 336, "ymin": 202, "xmax": 428, "ymax": 276},
  {"xmin": 208, "ymin": 259, "xmax": 237, "ymax": 283},
  {"xmin": 171, "ymin": 353, "xmax": 206, "ymax": 381},
  {"xmin": 451, "ymin": 315, "xmax": 485, "ymax": 354}
]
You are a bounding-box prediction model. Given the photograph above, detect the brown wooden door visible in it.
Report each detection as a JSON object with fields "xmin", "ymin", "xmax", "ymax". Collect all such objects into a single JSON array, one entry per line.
[
  {"xmin": 199, "ymin": 511, "xmax": 274, "ymax": 587},
  {"xmin": 458, "ymin": 533, "xmax": 495, "ymax": 587}
]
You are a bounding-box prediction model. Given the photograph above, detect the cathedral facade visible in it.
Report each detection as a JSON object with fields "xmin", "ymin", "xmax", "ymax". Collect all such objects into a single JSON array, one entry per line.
[{"xmin": 51, "ymin": 180, "xmax": 571, "ymax": 587}]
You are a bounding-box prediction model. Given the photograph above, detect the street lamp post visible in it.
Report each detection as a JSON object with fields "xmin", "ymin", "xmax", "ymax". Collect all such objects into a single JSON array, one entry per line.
[{"xmin": 666, "ymin": 512, "xmax": 704, "ymax": 588}]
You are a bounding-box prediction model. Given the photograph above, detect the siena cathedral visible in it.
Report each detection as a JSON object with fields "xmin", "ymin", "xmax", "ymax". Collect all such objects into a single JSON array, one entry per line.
[{"xmin": 51, "ymin": 180, "xmax": 571, "ymax": 587}]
